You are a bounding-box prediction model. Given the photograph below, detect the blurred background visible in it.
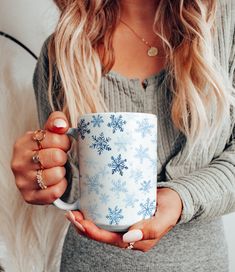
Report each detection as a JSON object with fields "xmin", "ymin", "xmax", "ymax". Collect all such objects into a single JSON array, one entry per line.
[{"xmin": 0, "ymin": 0, "xmax": 234, "ymax": 271}]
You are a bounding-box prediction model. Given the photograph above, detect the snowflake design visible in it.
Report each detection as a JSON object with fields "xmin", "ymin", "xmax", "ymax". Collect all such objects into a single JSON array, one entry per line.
[
  {"xmin": 107, "ymin": 114, "xmax": 127, "ymax": 133},
  {"xmin": 78, "ymin": 119, "xmax": 90, "ymax": 139},
  {"xmin": 83, "ymin": 158, "xmax": 98, "ymax": 169},
  {"xmin": 100, "ymin": 193, "xmax": 110, "ymax": 205},
  {"xmin": 129, "ymin": 169, "xmax": 144, "ymax": 184},
  {"xmin": 139, "ymin": 180, "xmax": 152, "ymax": 193},
  {"xmin": 90, "ymin": 132, "xmax": 112, "ymax": 155},
  {"xmin": 111, "ymin": 180, "xmax": 127, "ymax": 198},
  {"xmin": 123, "ymin": 193, "xmax": 139, "ymax": 208},
  {"xmin": 114, "ymin": 136, "xmax": 131, "ymax": 152},
  {"xmin": 98, "ymin": 166, "xmax": 110, "ymax": 177},
  {"xmin": 87, "ymin": 204, "xmax": 102, "ymax": 221},
  {"xmin": 135, "ymin": 118, "xmax": 155, "ymax": 138},
  {"xmin": 85, "ymin": 174, "xmax": 103, "ymax": 194},
  {"xmin": 106, "ymin": 206, "xmax": 124, "ymax": 225},
  {"xmin": 149, "ymin": 158, "xmax": 157, "ymax": 176},
  {"xmin": 138, "ymin": 198, "xmax": 156, "ymax": 219},
  {"xmin": 91, "ymin": 115, "xmax": 104, "ymax": 128},
  {"xmin": 108, "ymin": 154, "xmax": 128, "ymax": 176},
  {"xmin": 134, "ymin": 145, "xmax": 149, "ymax": 163}
]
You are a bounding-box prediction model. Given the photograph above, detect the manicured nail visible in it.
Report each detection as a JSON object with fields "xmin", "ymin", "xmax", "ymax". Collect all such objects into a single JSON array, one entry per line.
[
  {"xmin": 65, "ymin": 211, "xmax": 85, "ymax": 232},
  {"xmin": 123, "ymin": 229, "xmax": 143, "ymax": 243},
  {"xmin": 74, "ymin": 221, "xmax": 86, "ymax": 233},
  {"xmin": 53, "ymin": 119, "xmax": 67, "ymax": 128}
]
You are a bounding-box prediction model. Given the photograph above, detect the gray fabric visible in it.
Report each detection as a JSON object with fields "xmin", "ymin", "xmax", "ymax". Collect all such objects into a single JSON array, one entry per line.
[{"xmin": 33, "ymin": 0, "xmax": 235, "ymax": 271}]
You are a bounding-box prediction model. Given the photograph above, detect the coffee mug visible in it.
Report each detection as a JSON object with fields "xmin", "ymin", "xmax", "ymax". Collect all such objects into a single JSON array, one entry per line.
[{"xmin": 54, "ymin": 112, "xmax": 157, "ymax": 232}]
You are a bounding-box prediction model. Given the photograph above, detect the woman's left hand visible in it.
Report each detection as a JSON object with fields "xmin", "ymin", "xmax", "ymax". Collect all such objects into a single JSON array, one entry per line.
[{"xmin": 66, "ymin": 188, "xmax": 182, "ymax": 252}]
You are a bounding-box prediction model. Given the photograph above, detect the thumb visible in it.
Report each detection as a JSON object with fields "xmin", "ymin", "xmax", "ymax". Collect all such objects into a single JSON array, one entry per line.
[{"xmin": 44, "ymin": 111, "xmax": 69, "ymax": 134}]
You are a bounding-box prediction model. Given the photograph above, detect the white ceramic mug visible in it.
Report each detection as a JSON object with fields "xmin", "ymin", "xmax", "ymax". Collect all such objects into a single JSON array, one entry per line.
[{"xmin": 54, "ymin": 112, "xmax": 157, "ymax": 232}]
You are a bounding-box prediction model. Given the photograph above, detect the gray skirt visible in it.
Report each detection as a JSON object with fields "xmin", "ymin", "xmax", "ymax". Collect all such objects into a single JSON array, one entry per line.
[{"xmin": 60, "ymin": 218, "xmax": 228, "ymax": 272}]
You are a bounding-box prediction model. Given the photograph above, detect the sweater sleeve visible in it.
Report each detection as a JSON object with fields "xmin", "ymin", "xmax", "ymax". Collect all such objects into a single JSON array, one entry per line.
[
  {"xmin": 157, "ymin": 5, "xmax": 235, "ymax": 224},
  {"xmin": 33, "ymin": 36, "xmax": 75, "ymax": 202}
]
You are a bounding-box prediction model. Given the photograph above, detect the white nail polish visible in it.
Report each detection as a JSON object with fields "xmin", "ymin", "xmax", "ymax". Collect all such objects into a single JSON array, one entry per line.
[
  {"xmin": 53, "ymin": 119, "xmax": 67, "ymax": 128},
  {"xmin": 74, "ymin": 221, "xmax": 86, "ymax": 232},
  {"xmin": 65, "ymin": 211, "xmax": 85, "ymax": 232},
  {"xmin": 65, "ymin": 211, "xmax": 76, "ymax": 223},
  {"xmin": 123, "ymin": 229, "xmax": 143, "ymax": 243}
]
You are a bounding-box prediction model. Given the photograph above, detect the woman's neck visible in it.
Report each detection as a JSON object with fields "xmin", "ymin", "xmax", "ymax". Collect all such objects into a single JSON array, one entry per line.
[{"xmin": 120, "ymin": 0, "xmax": 158, "ymax": 25}]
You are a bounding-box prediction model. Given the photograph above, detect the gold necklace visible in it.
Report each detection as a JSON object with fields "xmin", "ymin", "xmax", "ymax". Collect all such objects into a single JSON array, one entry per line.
[{"xmin": 120, "ymin": 19, "xmax": 159, "ymax": 57}]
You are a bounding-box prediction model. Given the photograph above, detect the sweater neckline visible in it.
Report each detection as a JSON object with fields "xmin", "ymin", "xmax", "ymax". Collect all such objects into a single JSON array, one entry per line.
[{"xmin": 105, "ymin": 68, "xmax": 166, "ymax": 86}]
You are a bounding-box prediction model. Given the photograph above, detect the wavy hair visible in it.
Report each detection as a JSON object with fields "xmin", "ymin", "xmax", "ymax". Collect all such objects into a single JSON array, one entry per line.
[{"xmin": 50, "ymin": 0, "xmax": 234, "ymax": 152}]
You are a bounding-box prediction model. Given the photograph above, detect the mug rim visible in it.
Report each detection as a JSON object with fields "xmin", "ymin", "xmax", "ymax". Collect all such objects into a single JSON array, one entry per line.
[{"xmin": 80, "ymin": 112, "xmax": 157, "ymax": 119}]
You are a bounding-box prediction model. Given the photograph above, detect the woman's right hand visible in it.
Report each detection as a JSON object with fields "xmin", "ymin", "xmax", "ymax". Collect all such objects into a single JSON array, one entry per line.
[{"xmin": 11, "ymin": 111, "xmax": 71, "ymax": 205}]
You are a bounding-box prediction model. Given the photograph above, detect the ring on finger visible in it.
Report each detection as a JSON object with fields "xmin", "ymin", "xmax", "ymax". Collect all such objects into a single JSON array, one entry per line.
[
  {"xmin": 36, "ymin": 169, "xmax": 47, "ymax": 190},
  {"xmin": 126, "ymin": 242, "xmax": 135, "ymax": 250},
  {"xmin": 32, "ymin": 129, "xmax": 46, "ymax": 150},
  {"xmin": 32, "ymin": 151, "xmax": 42, "ymax": 164}
]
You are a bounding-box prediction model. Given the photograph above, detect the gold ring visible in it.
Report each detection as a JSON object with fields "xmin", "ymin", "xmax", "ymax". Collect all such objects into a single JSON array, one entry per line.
[
  {"xmin": 36, "ymin": 169, "xmax": 47, "ymax": 190},
  {"xmin": 126, "ymin": 242, "xmax": 135, "ymax": 250},
  {"xmin": 32, "ymin": 151, "xmax": 41, "ymax": 164},
  {"xmin": 32, "ymin": 129, "xmax": 46, "ymax": 150}
]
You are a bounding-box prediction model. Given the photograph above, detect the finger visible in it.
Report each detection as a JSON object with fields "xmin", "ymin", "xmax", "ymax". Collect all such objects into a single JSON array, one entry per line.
[
  {"xmin": 24, "ymin": 131, "xmax": 71, "ymax": 151},
  {"xmin": 44, "ymin": 111, "xmax": 69, "ymax": 134},
  {"xmin": 73, "ymin": 219, "xmax": 127, "ymax": 248},
  {"xmin": 20, "ymin": 167, "xmax": 66, "ymax": 190},
  {"xmin": 30, "ymin": 148, "xmax": 68, "ymax": 170},
  {"xmin": 65, "ymin": 211, "xmax": 86, "ymax": 236},
  {"xmin": 21, "ymin": 178, "xmax": 68, "ymax": 205},
  {"xmin": 72, "ymin": 210, "xmax": 85, "ymax": 221},
  {"xmin": 131, "ymin": 239, "xmax": 158, "ymax": 252}
]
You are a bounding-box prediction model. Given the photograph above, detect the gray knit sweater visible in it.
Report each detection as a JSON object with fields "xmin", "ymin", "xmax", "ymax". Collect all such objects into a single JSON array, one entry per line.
[{"xmin": 33, "ymin": 0, "xmax": 235, "ymax": 271}]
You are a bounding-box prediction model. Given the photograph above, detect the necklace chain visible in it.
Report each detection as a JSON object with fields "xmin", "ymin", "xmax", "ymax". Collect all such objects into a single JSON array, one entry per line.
[{"xmin": 120, "ymin": 19, "xmax": 159, "ymax": 57}]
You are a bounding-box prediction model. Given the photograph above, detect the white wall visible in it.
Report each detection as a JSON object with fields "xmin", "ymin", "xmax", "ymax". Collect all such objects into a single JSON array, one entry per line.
[{"xmin": 0, "ymin": 0, "xmax": 234, "ymax": 271}]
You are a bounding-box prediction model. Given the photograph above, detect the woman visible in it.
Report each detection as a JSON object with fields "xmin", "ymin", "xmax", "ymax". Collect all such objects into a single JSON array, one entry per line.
[{"xmin": 11, "ymin": 0, "xmax": 235, "ymax": 271}]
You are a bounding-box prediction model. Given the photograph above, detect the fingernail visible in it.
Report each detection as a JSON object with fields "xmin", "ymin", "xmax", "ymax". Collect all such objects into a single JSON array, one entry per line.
[
  {"xmin": 123, "ymin": 229, "xmax": 143, "ymax": 243},
  {"xmin": 74, "ymin": 221, "xmax": 86, "ymax": 232},
  {"xmin": 65, "ymin": 211, "xmax": 85, "ymax": 232},
  {"xmin": 53, "ymin": 119, "xmax": 67, "ymax": 128}
]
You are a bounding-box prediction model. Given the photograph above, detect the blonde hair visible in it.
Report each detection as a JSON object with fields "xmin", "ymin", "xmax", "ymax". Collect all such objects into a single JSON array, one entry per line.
[{"xmin": 50, "ymin": 0, "xmax": 234, "ymax": 152}]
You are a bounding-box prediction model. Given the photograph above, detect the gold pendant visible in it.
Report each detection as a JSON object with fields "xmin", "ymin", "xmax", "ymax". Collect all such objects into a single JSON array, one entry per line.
[{"xmin": 147, "ymin": 47, "xmax": 158, "ymax": 57}]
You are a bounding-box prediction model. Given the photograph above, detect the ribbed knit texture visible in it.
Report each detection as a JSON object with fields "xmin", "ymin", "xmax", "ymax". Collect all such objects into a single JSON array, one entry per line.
[{"xmin": 33, "ymin": 0, "xmax": 235, "ymax": 271}]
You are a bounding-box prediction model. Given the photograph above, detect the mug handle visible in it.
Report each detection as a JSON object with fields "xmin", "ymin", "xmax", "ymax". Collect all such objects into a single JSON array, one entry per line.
[{"xmin": 53, "ymin": 128, "xmax": 80, "ymax": 211}]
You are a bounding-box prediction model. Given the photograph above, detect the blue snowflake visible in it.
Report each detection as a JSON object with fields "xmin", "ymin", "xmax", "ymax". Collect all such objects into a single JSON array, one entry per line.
[
  {"xmin": 106, "ymin": 206, "xmax": 124, "ymax": 225},
  {"xmin": 134, "ymin": 145, "xmax": 149, "ymax": 163},
  {"xmin": 123, "ymin": 193, "xmax": 139, "ymax": 208},
  {"xmin": 129, "ymin": 169, "xmax": 144, "ymax": 184},
  {"xmin": 91, "ymin": 115, "xmax": 104, "ymax": 128},
  {"xmin": 111, "ymin": 180, "xmax": 127, "ymax": 198},
  {"xmin": 90, "ymin": 132, "xmax": 112, "ymax": 155},
  {"xmin": 135, "ymin": 118, "xmax": 155, "ymax": 138},
  {"xmin": 108, "ymin": 154, "xmax": 128, "ymax": 176},
  {"xmin": 100, "ymin": 193, "xmax": 110, "ymax": 205},
  {"xmin": 107, "ymin": 114, "xmax": 127, "ymax": 133},
  {"xmin": 83, "ymin": 158, "xmax": 98, "ymax": 169},
  {"xmin": 149, "ymin": 158, "xmax": 157, "ymax": 175},
  {"xmin": 98, "ymin": 166, "xmax": 110, "ymax": 177},
  {"xmin": 87, "ymin": 204, "xmax": 102, "ymax": 221},
  {"xmin": 78, "ymin": 119, "xmax": 90, "ymax": 139},
  {"xmin": 138, "ymin": 198, "xmax": 156, "ymax": 219},
  {"xmin": 114, "ymin": 136, "xmax": 131, "ymax": 152},
  {"xmin": 85, "ymin": 174, "xmax": 103, "ymax": 194},
  {"xmin": 139, "ymin": 180, "xmax": 152, "ymax": 193}
]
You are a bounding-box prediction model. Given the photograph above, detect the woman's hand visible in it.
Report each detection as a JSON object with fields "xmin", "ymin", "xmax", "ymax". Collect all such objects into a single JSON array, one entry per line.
[
  {"xmin": 11, "ymin": 111, "xmax": 71, "ymax": 204},
  {"xmin": 66, "ymin": 187, "xmax": 182, "ymax": 252}
]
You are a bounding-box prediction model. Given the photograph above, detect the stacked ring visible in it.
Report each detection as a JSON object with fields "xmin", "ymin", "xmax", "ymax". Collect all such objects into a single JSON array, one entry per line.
[
  {"xmin": 32, "ymin": 129, "xmax": 47, "ymax": 190},
  {"xmin": 36, "ymin": 169, "xmax": 47, "ymax": 190},
  {"xmin": 32, "ymin": 129, "xmax": 46, "ymax": 150}
]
